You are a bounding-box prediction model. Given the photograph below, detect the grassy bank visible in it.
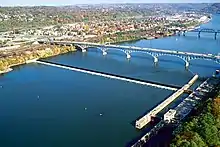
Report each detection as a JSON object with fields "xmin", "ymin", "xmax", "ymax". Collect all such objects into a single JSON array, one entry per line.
[{"xmin": 0, "ymin": 44, "xmax": 76, "ymax": 73}]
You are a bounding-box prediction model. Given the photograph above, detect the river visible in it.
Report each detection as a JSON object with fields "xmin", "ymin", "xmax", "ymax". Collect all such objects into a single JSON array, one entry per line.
[{"xmin": 0, "ymin": 14, "xmax": 220, "ymax": 147}]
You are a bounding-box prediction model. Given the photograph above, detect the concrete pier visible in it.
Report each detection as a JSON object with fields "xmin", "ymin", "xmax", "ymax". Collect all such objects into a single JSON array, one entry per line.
[
  {"xmin": 185, "ymin": 61, "xmax": 189, "ymax": 69},
  {"xmin": 154, "ymin": 56, "xmax": 158, "ymax": 64},
  {"xmin": 82, "ymin": 49, "xmax": 87, "ymax": 53},
  {"xmin": 135, "ymin": 74, "xmax": 199, "ymax": 129},
  {"xmin": 103, "ymin": 51, "xmax": 107, "ymax": 56},
  {"xmin": 127, "ymin": 54, "xmax": 131, "ymax": 59}
]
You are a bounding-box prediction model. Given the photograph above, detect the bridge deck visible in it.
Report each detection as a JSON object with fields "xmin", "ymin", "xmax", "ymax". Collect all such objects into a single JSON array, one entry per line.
[{"xmin": 38, "ymin": 41, "xmax": 220, "ymax": 60}]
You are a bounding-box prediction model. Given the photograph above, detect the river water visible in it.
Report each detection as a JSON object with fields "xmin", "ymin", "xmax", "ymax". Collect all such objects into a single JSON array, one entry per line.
[{"xmin": 0, "ymin": 15, "xmax": 220, "ymax": 147}]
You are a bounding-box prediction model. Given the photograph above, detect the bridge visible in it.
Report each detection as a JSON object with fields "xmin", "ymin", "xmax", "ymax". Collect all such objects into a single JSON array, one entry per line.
[
  {"xmin": 176, "ymin": 28, "xmax": 220, "ymax": 40},
  {"xmin": 38, "ymin": 40, "xmax": 220, "ymax": 69},
  {"xmin": 34, "ymin": 59, "xmax": 182, "ymax": 91}
]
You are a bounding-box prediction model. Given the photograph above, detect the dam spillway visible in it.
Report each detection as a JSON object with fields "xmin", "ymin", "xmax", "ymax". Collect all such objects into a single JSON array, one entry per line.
[{"xmin": 34, "ymin": 59, "xmax": 180, "ymax": 91}]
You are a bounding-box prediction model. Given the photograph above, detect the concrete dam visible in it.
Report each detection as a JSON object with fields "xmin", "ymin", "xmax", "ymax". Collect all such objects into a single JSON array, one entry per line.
[{"xmin": 34, "ymin": 59, "xmax": 183, "ymax": 91}]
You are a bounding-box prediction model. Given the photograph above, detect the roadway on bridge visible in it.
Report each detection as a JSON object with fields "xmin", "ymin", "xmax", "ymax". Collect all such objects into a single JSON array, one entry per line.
[{"xmin": 41, "ymin": 41, "xmax": 220, "ymax": 60}]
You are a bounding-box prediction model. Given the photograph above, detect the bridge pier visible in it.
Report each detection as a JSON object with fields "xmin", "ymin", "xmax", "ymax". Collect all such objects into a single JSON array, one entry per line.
[
  {"xmin": 126, "ymin": 53, "xmax": 131, "ymax": 59},
  {"xmin": 102, "ymin": 51, "xmax": 107, "ymax": 56},
  {"xmin": 154, "ymin": 56, "xmax": 158, "ymax": 65},
  {"xmin": 183, "ymin": 30, "xmax": 186, "ymax": 36},
  {"xmin": 82, "ymin": 48, "xmax": 87, "ymax": 53},
  {"xmin": 185, "ymin": 61, "xmax": 190, "ymax": 69},
  {"xmin": 198, "ymin": 32, "xmax": 201, "ymax": 38},
  {"xmin": 215, "ymin": 32, "xmax": 217, "ymax": 40}
]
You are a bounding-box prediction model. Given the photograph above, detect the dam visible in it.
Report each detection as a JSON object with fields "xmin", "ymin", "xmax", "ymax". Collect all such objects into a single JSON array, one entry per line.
[
  {"xmin": 135, "ymin": 74, "xmax": 199, "ymax": 129},
  {"xmin": 34, "ymin": 59, "xmax": 182, "ymax": 91}
]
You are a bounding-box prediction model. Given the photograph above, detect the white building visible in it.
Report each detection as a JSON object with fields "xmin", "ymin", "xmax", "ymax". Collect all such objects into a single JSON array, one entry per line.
[{"xmin": 164, "ymin": 109, "xmax": 176, "ymax": 123}]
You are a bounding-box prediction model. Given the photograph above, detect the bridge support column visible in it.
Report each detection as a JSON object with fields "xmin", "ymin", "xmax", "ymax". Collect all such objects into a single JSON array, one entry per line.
[
  {"xmin": 102, "ymin": 51, "xmax": 107, "ymax": 56},
  {"xmin": 215, "ymin": 32, "xmax": 217, "ymax": 40},
  {"xmin": 154, "ymin": 56, "xmax": 158, "ymax": 65},
  {"xmin": 185, "ymin": 61, "xmax": 189, "ymax": 69},
  {"xmin": 82, "ymin": 48, "xmax": 87, "ymax": 53},
  {"xmin": 126, "ymin": 53, "xmax": 131, "ymax": 59},
  {"xmin": 183, "ymin": 30, "xmax": 186, "ymax": 36},
  {"xmin": 198, "ymin": 32, "xmax": 201, "ymax": 38}
]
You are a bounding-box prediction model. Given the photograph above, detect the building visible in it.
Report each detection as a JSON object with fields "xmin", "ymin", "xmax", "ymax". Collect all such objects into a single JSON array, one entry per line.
[{"xmin": 164, "ymin": 109, "xmax": 176, "ymax": 123}]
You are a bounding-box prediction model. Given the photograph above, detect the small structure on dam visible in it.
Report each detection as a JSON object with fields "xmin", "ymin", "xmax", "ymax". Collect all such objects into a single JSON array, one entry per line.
[{"xmin": 164, "ymin": 109, "xmax": 177, "ymax": 123}]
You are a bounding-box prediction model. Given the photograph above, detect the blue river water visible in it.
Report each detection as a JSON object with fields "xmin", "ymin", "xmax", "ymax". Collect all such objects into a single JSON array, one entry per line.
[{"xmin": 0, "ymin": 14, "xmax": 220, "ymax": 147}]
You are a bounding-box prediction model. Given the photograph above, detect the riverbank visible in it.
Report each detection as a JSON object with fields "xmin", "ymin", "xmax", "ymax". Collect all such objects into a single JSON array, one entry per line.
[
  {"xmin": 98, "ymin": 30, "xmax": 175, "ymax": 44},
  {"xmin": 171, "ymin": 94, "xmax": 220, "ymax": 146},
  {"xmin": 170, "ymin": 74, "xmax": 220, "ymax": 147},
  {"xmin": 107, "ymin": 17, "xmax": 211, "ymax": 44},
  {"xmin": 0, "ymin": 68, "xmax": 12, "ymax": 74},
  {"xmin": 0, "ymin": 44, "xmax": 77, "ymax": 74}
]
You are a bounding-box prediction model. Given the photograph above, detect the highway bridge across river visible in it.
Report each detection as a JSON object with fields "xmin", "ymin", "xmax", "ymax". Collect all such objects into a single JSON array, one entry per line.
[
  {"xmin": 38, "ymin": 40, "xmax": 220, "ymax": 69},
  {"xmin": 176, "ymin": 28, "xmax": 220, "ymax": 39}
]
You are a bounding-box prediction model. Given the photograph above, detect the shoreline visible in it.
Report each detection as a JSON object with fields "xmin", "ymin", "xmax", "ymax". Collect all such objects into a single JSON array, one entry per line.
[
  {"xmin": 0, "ymin": 68, "xmax": 13, "ymax": 74},
  {"xmin": 102, "ymin": 32, "xmax": 175, "ymax": 45},
  {"xmin": 0, "ymin": 45, "xmax": 77, "ymax": 75}
]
